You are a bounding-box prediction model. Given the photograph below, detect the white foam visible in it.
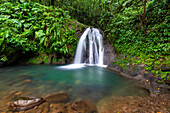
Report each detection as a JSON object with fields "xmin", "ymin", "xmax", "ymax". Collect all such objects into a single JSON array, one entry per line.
[
  {"xmin": 58, "ymin": 64, "xmax": 107, "ymax": 70},
  {"xmin": 58, "ymin": 64, "xmax": 85, "ymax": 69},
  {"xmin": 97, "ymin": 64, "xmax": 107, "ymax": 68},
  {"xmin": 74, "ymin": 27, "xmax": 104, "ymax": 65}
]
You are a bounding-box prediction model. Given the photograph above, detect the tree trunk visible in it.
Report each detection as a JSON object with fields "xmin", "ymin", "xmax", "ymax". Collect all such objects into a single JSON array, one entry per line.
[
  {"xmin": 143, "ymin": 0, "xmax": 147, "ymax": 37},
  {"xmin": 136, "ymin": 0, "xmax": 147, "ymax": 37},
  {"xmin": 143, "ymin": 0, "xmax": 146, "ymax": 20}
]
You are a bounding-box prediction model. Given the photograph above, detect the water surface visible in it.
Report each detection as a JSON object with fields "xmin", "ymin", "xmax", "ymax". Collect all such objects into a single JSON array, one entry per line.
[{"xmin": 0, "ymin": 65, "xmax": 149, "ymax": 104}]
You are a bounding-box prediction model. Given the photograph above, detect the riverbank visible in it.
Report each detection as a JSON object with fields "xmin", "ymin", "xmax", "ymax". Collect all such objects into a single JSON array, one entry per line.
[
  {"xmin": 105, "ymin": 54, "xmax": 170, "ymax": 112},
  {"xmin": 1, "ymin": 89, "xmax": 169, "ymax": 113}
]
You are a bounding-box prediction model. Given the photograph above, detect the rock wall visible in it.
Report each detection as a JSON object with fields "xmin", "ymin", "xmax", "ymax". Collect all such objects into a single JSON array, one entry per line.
[{"xmin": 103, "ymin": 40, "xmax": 116, "ymax": 65}]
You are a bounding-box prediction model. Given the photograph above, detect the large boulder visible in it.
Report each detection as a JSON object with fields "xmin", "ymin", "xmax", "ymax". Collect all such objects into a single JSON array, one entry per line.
[
  {"xmin": 44, "ymin": 92, "xmax": 69, "ymax": 103},
  {"xmin": 8, "ymin": 97, "xmax": 44, "ymax": 112},
  {"xmin": 71, "ymin": 100, "xmax": 97, "ymax": 113}
]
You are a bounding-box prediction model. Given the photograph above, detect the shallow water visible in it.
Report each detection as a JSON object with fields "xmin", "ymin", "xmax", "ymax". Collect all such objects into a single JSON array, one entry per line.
[{"xmin": 0, "ymin": 65, "xmax": 149, "ymax": 104}]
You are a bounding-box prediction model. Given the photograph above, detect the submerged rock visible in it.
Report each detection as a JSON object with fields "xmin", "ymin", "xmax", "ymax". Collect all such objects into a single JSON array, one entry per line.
[
  {"xmin": 72, "ymin": 100, "xmax": 97, "ymax": 113},
  {"xmin": 56, "ymin": 107, "xmax": 67, "ymax": 113},
  {"xmin": 8, "ymin": 97, "xmax": 44, "ymax": 111},
  {"xmin": 44, "ymin": 92, "xmax": 69, "ymax": 103}
]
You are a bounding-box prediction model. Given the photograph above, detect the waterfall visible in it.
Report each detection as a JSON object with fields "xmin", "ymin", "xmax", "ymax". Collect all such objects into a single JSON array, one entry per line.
[
  {"xmin": 58, "ymin": 27, "xmax": 106, "ymax": 69},
  {"xmin": 74, "ymin": 27, "xmax": 104, "ymax": 66}
]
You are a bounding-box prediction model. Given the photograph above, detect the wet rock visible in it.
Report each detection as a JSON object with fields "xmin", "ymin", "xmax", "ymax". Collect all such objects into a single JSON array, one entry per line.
[
  {"xmin": 7, "ymin": 75, "xmax": 32, "ymax": 86},
  {"xmin": 15, "ymin": 91, "xmax": 23, "ymax": 96},
  {"xmin": 72, "ymin": 100, "xmax": 97, "ymax": 113},
  {"xmin": 8, "ymin": 97, "xmax": 44, "ymax": 112},
  {"xmin": 44, "ymin": 92, "xmax": 69, "ymax": 103},
  {"xmin": 49, "ymin": 103, "xmax": 58, "ymax": 109},
  {"xmin": 67, "ymin": 105, "xmax": 77, "ymax": 113},
  {"xmin": 50, "ymin": 108, "xmax": 59, "ymax": 113},
  {"xmin": 33, "ymin": 106, "xmax": 38, "ymax": 110},
  {"xmin": 25, "ymin": 109, "xmax": 34, "ymax": 113},
  {"xmin": 35, "ymin": 109, "xmax": 42, "ymax": 113},
  {"xmin": 43, "ymin": 107, "xmax": 49, "ymax": 113},
  {"xmin": 104, "ymin": 40, "xmax": 116, "ymax": 65},
  {"xmin": 23, "ymin": 79, "xmax": 31, "ymax": 83},
  {"xmin": 16, "ymin": 79, "xmax": 32, "ymax": 86},
  {"xmin": 1, "ymin": 91, "xmax": 20, "ymax": 106},
  {"xmin": 6, "ymin": 112, "xmax": 13, "ymax": 113},
  {"xmin": 7, "ymin": 81, "xmax": 16, "ymax": 86},
  {"xmin": 38, "ymin": 102, "xmax": 50, "ymax": 113},
  {"xmin": 19, "ymin": 75, "xmax": 32, "ymax": 80},
  {"xmin": 107, "ymin": 54, "xmax": 147, "ymax": 78},
  {"xmin": 55, "ymin": 107, "xmax": 67, "ymax": 113}
]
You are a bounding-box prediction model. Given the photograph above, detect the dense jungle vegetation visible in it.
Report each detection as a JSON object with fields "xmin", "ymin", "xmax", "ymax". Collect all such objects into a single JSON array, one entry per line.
[{"xmin": 0, "ymin": 0, "xmax": 169, "ymax": 82}]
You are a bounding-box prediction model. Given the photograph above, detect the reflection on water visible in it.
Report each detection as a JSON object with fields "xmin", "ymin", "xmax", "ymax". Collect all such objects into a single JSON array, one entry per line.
[{"xmin": 0, "ymin": 65, "xmax": 149, "ymax": 104}]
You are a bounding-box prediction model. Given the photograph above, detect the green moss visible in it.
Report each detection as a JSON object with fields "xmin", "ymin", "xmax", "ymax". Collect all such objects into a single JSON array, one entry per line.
[{"xmin": 27, "ymin": 53, "xmax": 50, "ymax": 64}]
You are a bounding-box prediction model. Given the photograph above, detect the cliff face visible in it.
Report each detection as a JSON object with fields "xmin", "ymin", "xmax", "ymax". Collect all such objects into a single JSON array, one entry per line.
[{"xmin": 103, "ymin": 40, "xmax": 116, "ymax": 65}]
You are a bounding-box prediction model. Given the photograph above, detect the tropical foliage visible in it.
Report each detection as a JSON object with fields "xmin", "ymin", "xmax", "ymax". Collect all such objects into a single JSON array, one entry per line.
[
  {"xmin": 0, "ymin": 0, "xmax": 82, "ymax": 65},
  {"xmin": 101, "ymin": 0, "xmax": 169, "ymax": 81}
]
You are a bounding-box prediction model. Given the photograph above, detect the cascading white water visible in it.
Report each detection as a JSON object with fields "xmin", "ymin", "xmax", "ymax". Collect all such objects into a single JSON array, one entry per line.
[
  {"xmin": 74, "ymin": 27, "xmax": 104, "ymax": 66},
  {"xmin": 58, "ymin": 27, "xmax": 105, "ymax": 69}
]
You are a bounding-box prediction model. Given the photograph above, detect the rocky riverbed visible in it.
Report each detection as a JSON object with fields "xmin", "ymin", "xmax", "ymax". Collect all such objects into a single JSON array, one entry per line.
[{"xmin": 0, "ymin": 90, "xmax": 169, "ymax": 113}]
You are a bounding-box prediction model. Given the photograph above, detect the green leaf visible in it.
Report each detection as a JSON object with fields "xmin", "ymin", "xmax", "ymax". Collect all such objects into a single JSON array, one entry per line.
[
  {"xmin": 5, "ymin": 30, "xmax": 9, "ymax": 38},
  {"xmin": 35, "ymin": 30, "xmax": 45, "ymax": 39},
  {"xmin": 40, "ymin": 36, "xmax": 46, "ymax": 44},
  {"xmin": 0, "ymin": 37, "xmax": 5, "ymax": 46},
  {"xmin": 0, "ymin": 55, "xmax": 8, "ymax": 62}
]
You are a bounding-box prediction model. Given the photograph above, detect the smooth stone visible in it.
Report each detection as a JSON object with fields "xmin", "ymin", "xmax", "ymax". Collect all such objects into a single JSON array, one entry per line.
[
  {"xmin": 38, "ymin": 103, "xmax": 50, "ymax": 112},
  {"xmin": 49, "ymin": 104, "xmax": 56, "ymax": 108},
  {"xmin": 67, "ymin": 105, "xmax": 77, "ymax": 113},
  {"xmin": 24, "ymin": 109, "xmax": 34, "ymax": 113},
  {"xmin": 8, "ymin": 97, "xmax": 44, "ymax": 112},
  {"xmin": 38, "ymin": 102, "xmax": 49, "ymax": 109},
  {"xmin": 16, "ymin": 79, "xmax": 32, "ymax": 86},
  {"xmin": 19, "ymin": 111, "xmax": 25, "ymax": 113},
  {"xmin": 42, "ymin": 107, "xmax": 49, "ymax": 112},
  {"xmin": 19, "ymin": 75, "xmax": 32, "ymax": 80},
  {"xmin": 72, "ymin": 100, "xmax": 97, "ymax": 113},
  {"xmin": 44, "ymin": 92, "xmax": 69, "ymax": 103},
  {"xmin": 15, "ymin": 91, "xmax": 23, "ymax": 96},
  {"xmin": 50, "ymin": 108, "xmax": 59, "ymax": 113},
  {"xmin": 55, "ymin": 107, "xmax": 67, "ymax": 113},
  {"xmin": 35, "ymin": 109, "xmax": 42, "ymax": 113},
  {"xmin": 3, "ymin": 93, "xmax": 17, "ymax": 101}
]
